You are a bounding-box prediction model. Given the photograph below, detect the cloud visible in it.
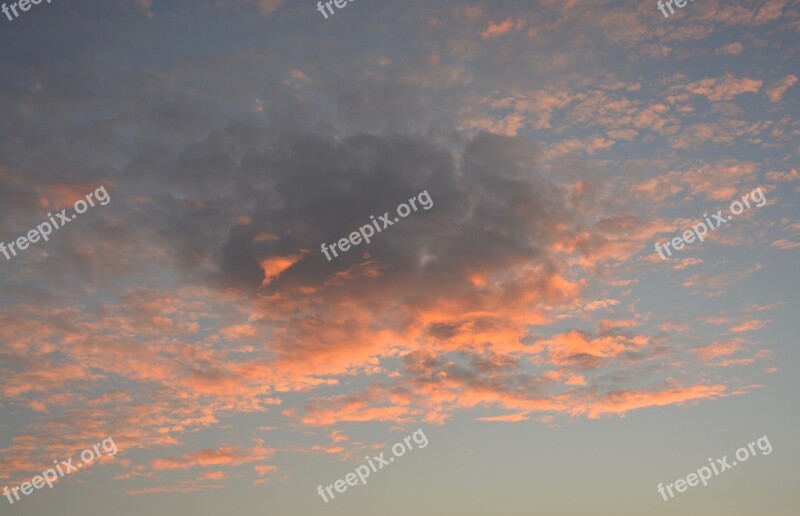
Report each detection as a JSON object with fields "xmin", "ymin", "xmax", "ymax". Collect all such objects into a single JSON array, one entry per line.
[
  {"xmin": 255, "ymin": 0, "xmax": 284, "ymax": 15},
  {"xmin": 569, "ymin": 384, "xmax": 727, "ymax": 419},
  {"xmin": 151, "ymin": 443, "xmax": 274, "ymax": 471},
  {"xmin": 771, "ymin": 239, "xmax": 800, "ymax": 249},
  {"xmin": 693, "ymin": 339, "xmax": 742, "ymax": 360},
  {"xmin": 730, "ymin": 319, "xmax": 768, "ymax": 333},
  {"xmin": 765, "ymin": 169, "xmax": 799, "ymax": 182},
  {"xmin": 665, "ymin": 74, "xmax": 763, "ymax": 103},
  {"xmin": 481, "ymin": 18, "xmax": 525, "ymax": 39},
  {"xmin": 674, "ymin": 257, "xmax": 703, "ymax": 270},
  {"xmin": 683, "ymin": 264, "xmax": 763, "ymax": 294},
  {"xmin": 259, "ymin": 252, "xmax": 307, "ymax": 286},
  {"xmin": 766, "ymin": 75, "xmax": 798, "ymax": 102},
  {"xmin": 134, "ymin": 0, "xmax": 154, "ymax": 17},
  {"xmin": 0, "ymin": 0, "xmax": 787, "ymax": 491},
  {"xmin": 716, "ymin": 42, "xmax": 744, "ymax": 55},
  {"xmin": 532, "ymin": 330, "xmax": 647, "ymax": 366}
]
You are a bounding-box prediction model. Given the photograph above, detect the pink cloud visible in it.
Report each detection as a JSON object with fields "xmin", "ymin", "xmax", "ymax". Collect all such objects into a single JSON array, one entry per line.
[
  {"xmin": 766, "ymin": 75, "xmax": 798, "ymax": 102},
  {"xmin": 481, "ymin": 18, "xmax": 525, "ymax": 39}
]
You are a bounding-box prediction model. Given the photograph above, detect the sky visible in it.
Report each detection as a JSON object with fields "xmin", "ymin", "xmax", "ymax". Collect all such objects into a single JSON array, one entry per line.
[{"xmin": 0, "ymin": 0, "xmax": 798, "ymax": 514}]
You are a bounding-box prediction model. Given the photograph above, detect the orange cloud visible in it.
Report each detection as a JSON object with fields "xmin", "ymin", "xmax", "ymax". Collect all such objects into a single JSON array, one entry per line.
[
  {"xmin": 219, "ymin": 324, "xmax": 259, "ymax": 340},
  {"xmin": 151, "ymin": 444, "xmax": 274, "ymax": 471},
  {"xmin": 533, "ymin": 330, "xmax": 647, "ymax": 365},
  {"xmin": 693, "ymin": 339, "xmax": 742, "ymax": 360},
  {"xmin": 570, "ymin": 384, "xmax": 727, "ymax": 419},
  {"xmin": 766, "ymin": 75, "xmax": 798, "ymax": 102},
  {"xmin": 256, "ymin": 0, "xmax": 284, "ymax": 15},
  {"xmin": 730, "ymin": 319, "xmax": 767, "ymax": 333},
  {"xmin": 34, "ymin": 182, "xmax": 110, "ymax": 210},
  {"xmin": 481, "ymin": 18, "xmax": 525, "ymax": 39},
  {"xmin": 666, "ymin": 74, "xmax": 763, "ymax": 103},
  {"xmin": 771, "ymin": 239, "xmax": 800, "ymax": 250},
  {"xmin": 260, "ymin": 252, "xmax": 307, "ymax": 286}
]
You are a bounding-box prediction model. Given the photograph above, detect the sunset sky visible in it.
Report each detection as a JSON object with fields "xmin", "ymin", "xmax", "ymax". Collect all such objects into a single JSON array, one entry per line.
[{"xmin": 0, "ymin": 0, "xmax": 798, "ymax": 514}]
